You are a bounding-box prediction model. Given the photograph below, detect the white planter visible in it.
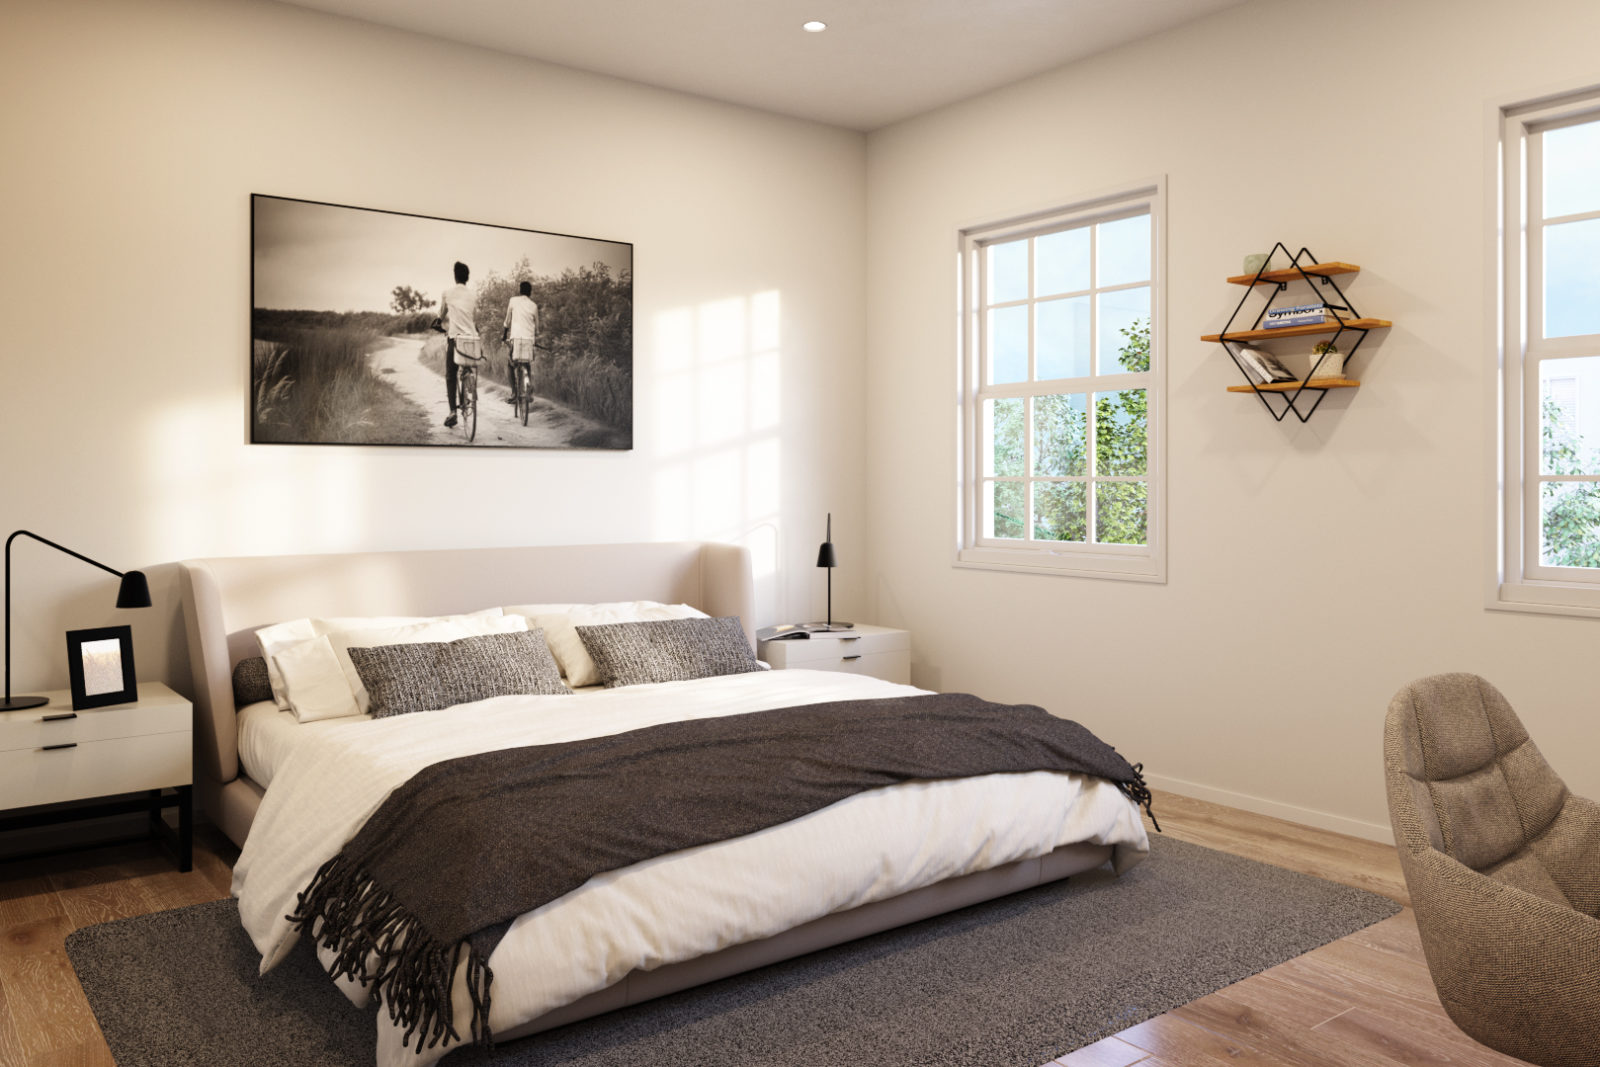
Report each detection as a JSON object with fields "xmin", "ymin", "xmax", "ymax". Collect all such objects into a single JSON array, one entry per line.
[{"xmin": 1308, "ymin": 350, "xmax": 1345, "ymax": 380}]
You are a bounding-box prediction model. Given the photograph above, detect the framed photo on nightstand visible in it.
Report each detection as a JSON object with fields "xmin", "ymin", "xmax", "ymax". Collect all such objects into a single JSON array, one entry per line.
[{"xmin": 66, "ymin": 625, "xmax": 138, "ymax": 710}]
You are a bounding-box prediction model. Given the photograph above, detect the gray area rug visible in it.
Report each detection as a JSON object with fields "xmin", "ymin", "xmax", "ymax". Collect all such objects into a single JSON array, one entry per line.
[{"xmin": 66, "ymin": 836, "xmax": 1400, "ymax": 1067}]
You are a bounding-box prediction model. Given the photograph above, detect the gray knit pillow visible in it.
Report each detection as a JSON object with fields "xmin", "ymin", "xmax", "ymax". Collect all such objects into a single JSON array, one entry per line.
[
  {"xmin": 348, "ymin": 630, "xmax": 570, "ymax": 719},
  {"xmin": 232, "ymin": 656, "xmax": 275, "ymax": 707},
  {"xmin": 575, "ymin": 616, "xmax": 760, "ymax": 688}
]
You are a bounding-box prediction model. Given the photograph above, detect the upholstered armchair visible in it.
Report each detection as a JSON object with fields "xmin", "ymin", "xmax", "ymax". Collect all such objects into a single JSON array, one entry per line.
[{"xmin": 1384, "ymin": 673, "xmax": 1600, "ymax": 1067}]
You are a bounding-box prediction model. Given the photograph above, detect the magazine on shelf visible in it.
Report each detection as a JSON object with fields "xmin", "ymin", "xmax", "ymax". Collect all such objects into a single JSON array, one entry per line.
[
  {"xmin": 1236, "ymin": 346, "xmax": 1297, "ymax": 383},
  {"xmin": 756, "ymin": 623, "xmax": 859, "ymax": 642}
]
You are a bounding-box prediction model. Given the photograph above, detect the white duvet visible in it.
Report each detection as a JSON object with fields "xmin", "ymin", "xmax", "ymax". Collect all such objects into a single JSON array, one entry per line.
[{"xmin": 233, "ymin": 670, "xmax": 1150, "ymax": 1067}]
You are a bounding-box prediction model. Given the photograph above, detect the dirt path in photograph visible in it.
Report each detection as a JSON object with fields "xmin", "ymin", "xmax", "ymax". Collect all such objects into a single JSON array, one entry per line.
[{"xmin": 369, "ymin": 337, "xmax": 613, "ymax": 448}]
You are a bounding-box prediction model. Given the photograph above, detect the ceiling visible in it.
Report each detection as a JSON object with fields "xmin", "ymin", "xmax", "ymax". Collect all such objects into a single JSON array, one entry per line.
[{"xmin": 277, "ymin": 0, "xmax": 1247, "ymax": 131}]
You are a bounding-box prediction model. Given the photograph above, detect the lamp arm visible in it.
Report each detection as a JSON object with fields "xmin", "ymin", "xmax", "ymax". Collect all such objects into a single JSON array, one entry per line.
[
  {"xmin": 4, "ymin": 530, "xmax": 129, "ymax": 703},
  {"xmin": 6, "ymin": 530, "xmax": 129, "ymax": 581}
]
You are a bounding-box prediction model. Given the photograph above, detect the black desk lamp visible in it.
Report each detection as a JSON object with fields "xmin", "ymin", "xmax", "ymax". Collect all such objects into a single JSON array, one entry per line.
[
  {"xmin": 809, "ymin": 513, "xmax": 852, "ymax": 632},
  {"xmin": 4, "ymin": 530, "xmax": 151, "ymax": 711}
]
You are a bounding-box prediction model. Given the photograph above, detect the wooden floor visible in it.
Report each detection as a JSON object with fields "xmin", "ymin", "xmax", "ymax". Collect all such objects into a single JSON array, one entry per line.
[{"xmin": 0, "ymin": 791, "xmax": 1531, "ymax": 1067}]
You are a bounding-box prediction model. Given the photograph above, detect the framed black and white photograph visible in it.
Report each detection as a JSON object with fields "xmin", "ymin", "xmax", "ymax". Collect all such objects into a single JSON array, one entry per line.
[
  {"xmin": 251, "ymin": 194, "xmax": 632, "ymax": 449},
  {"xmin": 66, "ymin": 625, "xmax": 138, "ymax": 710}
]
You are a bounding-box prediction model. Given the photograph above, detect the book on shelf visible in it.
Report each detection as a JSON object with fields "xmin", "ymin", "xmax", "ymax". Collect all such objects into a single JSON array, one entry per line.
[
  {"xmin": 1262, "ymin": 303, "xmax": 1329, "ymax": 328},
  {"xmin": 1236, "ymin": 345, "xmax": 1297, "ymax": 383}
]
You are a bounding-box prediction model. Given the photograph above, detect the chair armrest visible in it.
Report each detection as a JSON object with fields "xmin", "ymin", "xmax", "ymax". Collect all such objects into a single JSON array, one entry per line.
[{"xmin": 1400, "ymin": 843, "xmax": 1600, "ymax": 1066}]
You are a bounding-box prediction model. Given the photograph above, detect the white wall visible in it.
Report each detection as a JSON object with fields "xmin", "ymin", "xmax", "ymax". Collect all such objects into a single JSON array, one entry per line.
[
  {"xmin": 864, "ymin": 0, "xmax": 1600, "ymax": 840},
  {"xmin": 1, "ymin": 0, "xmax": 867, "ymax": 694}
]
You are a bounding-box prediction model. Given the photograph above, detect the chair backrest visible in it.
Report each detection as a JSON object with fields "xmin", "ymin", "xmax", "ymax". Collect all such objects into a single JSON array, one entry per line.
[{"xmin": 1385, "ymin": 673, "xmax": 1579, "ymax": 909}]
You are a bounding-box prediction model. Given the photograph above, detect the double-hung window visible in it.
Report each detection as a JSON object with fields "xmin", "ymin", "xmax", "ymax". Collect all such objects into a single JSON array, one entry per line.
[
  {"xmin": 1495, "ymin": 90, "xmax": 1600, "ymax": 614},
  {"xmin": 957, "ymin": 181, "xmax": 1165, "ymax": 581}
]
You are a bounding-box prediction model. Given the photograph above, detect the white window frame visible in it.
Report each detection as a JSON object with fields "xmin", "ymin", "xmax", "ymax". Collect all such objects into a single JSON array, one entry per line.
[
  {"xmin": 1490, "ymin": 85, "xmax": 1600, "ymax": 616},
  {"xmin": 956, "ymin": 179, "xmax": 1166, "ymax": 582}
]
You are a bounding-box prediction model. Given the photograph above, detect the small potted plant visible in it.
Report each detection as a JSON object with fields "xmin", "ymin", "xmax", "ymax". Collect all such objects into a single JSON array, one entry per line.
[{"xmin": 1309, "ymin": 339, "xmax": 1344, "ymax": 380}]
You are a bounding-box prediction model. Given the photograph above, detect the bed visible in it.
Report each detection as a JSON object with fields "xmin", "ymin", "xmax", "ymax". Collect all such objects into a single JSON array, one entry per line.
[{"xmin": 179, "ymin": 541, "xmax": 1150, "ymax": 1066}]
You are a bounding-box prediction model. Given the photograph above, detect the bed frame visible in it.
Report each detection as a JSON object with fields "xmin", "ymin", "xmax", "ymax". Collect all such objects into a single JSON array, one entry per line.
[{"xmin": 177, "ymin": 541, "xmax": 1117, "ymax": 1043}]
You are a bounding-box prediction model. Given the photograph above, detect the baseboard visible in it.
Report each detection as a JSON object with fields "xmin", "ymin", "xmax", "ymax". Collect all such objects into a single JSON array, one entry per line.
[{"xmin": 1145, "ymin": 772, "xmax": 1395, "ymax": 846}]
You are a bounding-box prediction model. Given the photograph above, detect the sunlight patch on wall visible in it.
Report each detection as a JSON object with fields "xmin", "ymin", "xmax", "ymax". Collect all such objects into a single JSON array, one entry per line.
[
  {"xmin": 140, "ymin": 397, "xmax": 368, "ymax": 557},
  {"xmin": 649, "ymin": 290, "xmax": 785, "ymax": 621}
]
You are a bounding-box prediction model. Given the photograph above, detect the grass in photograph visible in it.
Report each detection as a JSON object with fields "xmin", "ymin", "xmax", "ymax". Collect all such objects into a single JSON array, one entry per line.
[{"xmin": 252, "ymin": 326, "xmax": 429, "ymax": 445}]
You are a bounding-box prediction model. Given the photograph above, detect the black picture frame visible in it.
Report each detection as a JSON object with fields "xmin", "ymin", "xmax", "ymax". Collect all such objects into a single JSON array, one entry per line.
[
  {"xmin": 250, "ymin": 193, "xmax": 633, "ymax": 450},
  {"xmin": 66, "ymin": 625, "xmax": 138, "ymax": 710}
]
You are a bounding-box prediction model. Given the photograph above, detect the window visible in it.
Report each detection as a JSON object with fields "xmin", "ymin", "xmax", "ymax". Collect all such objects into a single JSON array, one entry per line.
[
  {"xmin": 1494, "ymin": 89, "xmax": 1600, "ymax": 614},
  {"xmin": 957, "ymin": 181, "xmax": 1165, "ymax": 580}
]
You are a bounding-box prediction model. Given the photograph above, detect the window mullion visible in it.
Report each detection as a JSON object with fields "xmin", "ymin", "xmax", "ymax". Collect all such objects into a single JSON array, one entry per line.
[{"xmin": 1023, "ymin": 395, "xmax": 1035, "ymax": 543}]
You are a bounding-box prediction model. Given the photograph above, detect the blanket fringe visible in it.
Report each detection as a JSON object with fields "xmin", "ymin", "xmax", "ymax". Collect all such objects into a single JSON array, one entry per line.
[
  {"xmin": 287, "ymin": 854, "xmax": 495, "ymax": 1052},
  {"xmin": 1117, "ymin": 762, "xmax": 1160, "ymax": 832}
]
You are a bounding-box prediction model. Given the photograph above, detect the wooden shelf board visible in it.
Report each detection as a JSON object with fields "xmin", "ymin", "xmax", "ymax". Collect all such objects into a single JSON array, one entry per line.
[
  {"xmin": 1201, "ymin": 317, "xmax": 1391, "ymax": 342},
  {"xmin": 1227, "ymin": 378, "xmax": 1360, "ymax": 393},
  {"xmin": 1226, "ymin": 261, "xmax": 1361, "ymax": 286}
]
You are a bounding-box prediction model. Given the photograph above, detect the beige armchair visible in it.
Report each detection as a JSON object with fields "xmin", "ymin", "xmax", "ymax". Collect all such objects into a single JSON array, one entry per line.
[{"xmin": 1384, "ymin": 673, "xmax": 1600, "ymax": 1066}]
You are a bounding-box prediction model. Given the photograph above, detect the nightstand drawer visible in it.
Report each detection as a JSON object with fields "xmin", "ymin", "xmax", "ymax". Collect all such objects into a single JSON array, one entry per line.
[
  {"xmin": 0, "ymin": 729, "xmax": 191, "ymax": 809},
  {"xmin": 825, "ymin": 650, "xmax": 911, "ymax": 684},
  {"xmin": 758, "ymin": 625, "xmax": 911, "ymax": 684},
  {"xmin": 0, "ymin": 697, "xmax": 191, "ymax": 753},
  {"xmin": 764, "ymin": 630, "xmax": 908, "ymax": 666}
]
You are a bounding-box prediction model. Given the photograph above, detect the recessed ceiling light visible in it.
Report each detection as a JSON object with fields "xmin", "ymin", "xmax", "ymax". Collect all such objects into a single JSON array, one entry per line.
[{"xmin": 802, "ymin": 20, "xmax": 827, "ymax": 32}]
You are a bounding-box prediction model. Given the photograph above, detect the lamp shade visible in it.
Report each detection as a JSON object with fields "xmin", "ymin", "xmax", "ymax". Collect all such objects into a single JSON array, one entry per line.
[
  {"xmin": 116, "ymin": 570, "xmax": 152, "ymax": 609},
  {"xmin": 816, "ymin": 512, "xmax": 837, "ymax": 568}
]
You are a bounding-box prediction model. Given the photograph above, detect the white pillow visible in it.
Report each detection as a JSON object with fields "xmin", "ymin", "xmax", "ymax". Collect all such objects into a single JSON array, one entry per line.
[
  {"xmin": 268, "ymin": 636, "xmax": 355, "ymax": 722},
  {"xmin": 256, "ymin": 608, "xmax": 505, "ymax": 709},
  {"xmin": 532, "ymin": 602, "xmax": 708, "ymax": 688}
]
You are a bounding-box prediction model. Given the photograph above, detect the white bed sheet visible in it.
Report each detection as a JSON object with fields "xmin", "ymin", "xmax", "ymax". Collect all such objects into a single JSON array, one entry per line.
[
  {"xmin": 237, "ymin": 687, "xmax": 618, "ymax": 788},
  {"xmin": 232, "ymin": 670, "xmax": 1149, "ymax": 1067},
  {"xmin": 236, "ymin": 700, "xmax": 366, "ymax": 789}
]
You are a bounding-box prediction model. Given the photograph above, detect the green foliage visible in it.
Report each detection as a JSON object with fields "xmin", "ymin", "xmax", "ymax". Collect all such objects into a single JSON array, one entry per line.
[
  {"xmin": 1540, "ymin": 394, "xmax": 1600, "ymax": 567},
  {"xmin": 989, "ymin": 318, "xmax": 1150, "ymax": 545},
  {"xmin": 1092, "ymin": 320, "xmax": 1150, "ymax": 545}
]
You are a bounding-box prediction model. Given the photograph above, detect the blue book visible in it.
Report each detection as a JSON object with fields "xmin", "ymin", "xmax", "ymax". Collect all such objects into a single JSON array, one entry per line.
[{"xmin": 1263, "ymin": 303, "xmax": 1327, "ymax": 328}]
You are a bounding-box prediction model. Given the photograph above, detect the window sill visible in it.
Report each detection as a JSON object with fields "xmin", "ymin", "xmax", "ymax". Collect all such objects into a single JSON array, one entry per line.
[
  {"xmin": 1490, "ymin": 580, "xmax": 1600, "ymax": 618},
  {"xmin": 955, "ymin": 545, "xmax": 1165, "ymax": 583}
]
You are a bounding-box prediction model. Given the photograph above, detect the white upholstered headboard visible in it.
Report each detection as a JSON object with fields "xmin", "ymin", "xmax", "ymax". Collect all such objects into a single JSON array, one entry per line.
[{"xmin": 179, "ymin": 541, "xmax": 753, "ymax": 845}]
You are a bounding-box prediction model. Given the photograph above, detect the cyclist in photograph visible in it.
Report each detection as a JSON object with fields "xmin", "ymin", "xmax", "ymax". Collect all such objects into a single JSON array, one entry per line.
[
  {"xmin": 502, "ymin": 280, "xmax": 540, "ymax": 405},
  {"xmin": 437, "ymin": 260, "xmax": 479, "ymax": 428}
]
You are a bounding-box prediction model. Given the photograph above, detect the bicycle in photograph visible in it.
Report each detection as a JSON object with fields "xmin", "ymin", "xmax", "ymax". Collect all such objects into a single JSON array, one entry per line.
[
  {"xmin": 454, "ymin": 342, "xmax": 482, "ymax": 442},
  {"xmin": 432, "ymin": 319, "xmax": 484, "ymax": 442},
  {"xmin": 507, "ymin": 340, "xmax": 551, "ymax": 427}
]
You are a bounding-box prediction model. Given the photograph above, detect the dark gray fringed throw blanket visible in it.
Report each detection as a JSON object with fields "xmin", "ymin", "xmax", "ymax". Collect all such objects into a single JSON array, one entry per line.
[{"xmin": 287, "ymin": 692, "xmax": 1154, "ymax": 1053}]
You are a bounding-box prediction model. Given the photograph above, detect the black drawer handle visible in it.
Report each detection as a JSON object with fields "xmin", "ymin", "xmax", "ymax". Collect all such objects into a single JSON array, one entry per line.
[
  {"xmin": 42, "ymin": 712, "xmax": 77, "ymax": 722},
  {"xmin": 839, "ymin": 636, "xmax": 861, "ymax": 642},
  {"xmin": 843, "ymin": 655, "xmax": 862, "ymax": 661},
  {"xmin": 42, "ymin": 742, "xmax": 78, "ymax": 752}
]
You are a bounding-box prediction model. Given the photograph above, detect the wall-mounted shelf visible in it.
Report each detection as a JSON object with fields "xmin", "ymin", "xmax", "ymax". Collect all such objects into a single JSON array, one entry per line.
[
  {"xmin": 1225, "ymin": 378, "xmax": 1359, "ymax": 393},
  {"xmin": 1224, "ymin": 262, "xmax": 1360, "ymax": 287},
  {"xmin": 1203, "ymin": 243, "xmax": 1391, "ymax": 423},
  {"xmin": 1202, "ymin": 317, "xmax": 1392, "ymax": 343}
]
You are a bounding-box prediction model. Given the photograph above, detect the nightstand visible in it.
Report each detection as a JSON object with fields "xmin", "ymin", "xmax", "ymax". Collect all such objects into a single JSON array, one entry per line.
[
  {"xmin": 758, "ymin": 624, "xmax": 911, "ymax": 684},
  {"xmin": 0, "ymin": 682, "xmax": 193, "ymax": 870}
]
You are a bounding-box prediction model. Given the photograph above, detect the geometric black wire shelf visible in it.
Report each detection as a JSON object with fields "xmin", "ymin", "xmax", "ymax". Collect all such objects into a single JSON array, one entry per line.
[{"xmin": 1201, "ymin": 241, "xmax": 1391, "ymax": 423}]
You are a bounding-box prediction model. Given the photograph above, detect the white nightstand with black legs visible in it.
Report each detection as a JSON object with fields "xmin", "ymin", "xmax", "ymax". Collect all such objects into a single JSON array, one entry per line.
[{"xmin": 0, "ymin": 682, "xmax": 193, "ymax": 870}]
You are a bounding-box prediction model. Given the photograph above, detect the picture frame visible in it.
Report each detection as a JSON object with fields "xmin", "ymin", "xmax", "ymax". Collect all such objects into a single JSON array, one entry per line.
[
  {"xmin": 251, "ymin": 194, "xmax": 633, "ymax": 450},
  {"xmin": 66, "ymin": 625, "xmax": 138, "ymax": 710}
]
